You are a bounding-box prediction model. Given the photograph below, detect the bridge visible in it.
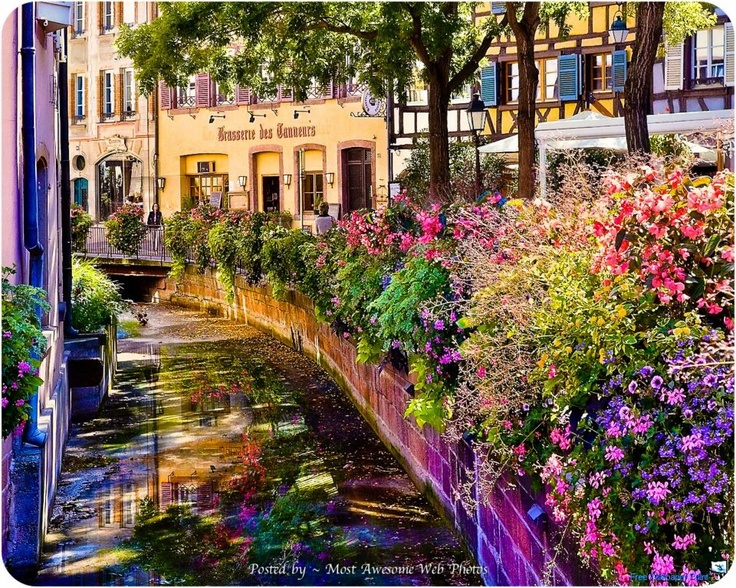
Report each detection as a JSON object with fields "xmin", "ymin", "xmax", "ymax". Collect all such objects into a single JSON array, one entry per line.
[{"xmin": 79, "ymin": 226, "xmax": 174, "ymax": 301}]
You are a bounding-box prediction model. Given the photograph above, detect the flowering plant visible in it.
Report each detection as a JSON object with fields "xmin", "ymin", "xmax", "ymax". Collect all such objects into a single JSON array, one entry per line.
[
  {"xmin": 103, "ymin": 202, "xmax": 147, "ymax": 256},
  {"xmin": 70, "ymin": 204, "xmax": 93, "ymax": 252},
  {"xmin": 2, "ymin": 266, "xmax": 49, "ymax": 438}
]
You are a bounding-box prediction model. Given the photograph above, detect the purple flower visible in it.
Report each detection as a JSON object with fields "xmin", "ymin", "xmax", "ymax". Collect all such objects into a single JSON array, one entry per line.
[
  {"xmin": 2, "ymin": 331, "xmax": 11, "ymax": 339},
  {"xmin": 433, "ymin": 319, "xmax": 445, "ymax": 331},
  {"xmin": 640, "ymin": 366, "xmax": 654, "ymax": 378},
  {"xmin": 14, "ymin": 399, "xmax": 25, "ymax": 407},
  {"xmin": 627, "ymin": 380, "xmax": 638, "ymax": 394},
  {"xmin": 650, "ymin": 375, "xmax": 664, "ymax": 390},
  {"xmin": 17, "ymin": 361, "xmax": 32, "ymax": 377}
]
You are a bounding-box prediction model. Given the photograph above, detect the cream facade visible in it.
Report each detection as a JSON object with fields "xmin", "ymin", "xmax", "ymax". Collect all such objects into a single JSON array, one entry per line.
[
  {"xmin": 67, "ymin": 1, "xmax": 157, "ymax": 221},
  {"xmin": 157, "ymin": 78, "xmax": 389, "ymax": 231}
]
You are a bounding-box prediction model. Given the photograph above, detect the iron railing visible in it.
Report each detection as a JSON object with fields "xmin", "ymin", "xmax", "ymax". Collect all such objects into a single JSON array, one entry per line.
[{"xmin": 79, "ymin": 225, "xmax": 170, "ymax": 263}]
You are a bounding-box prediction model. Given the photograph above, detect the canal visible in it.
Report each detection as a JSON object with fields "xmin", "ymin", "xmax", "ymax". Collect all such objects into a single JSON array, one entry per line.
[{"xmin": 34, "ymin": 303, "xmax": 482, "ymax": 586}]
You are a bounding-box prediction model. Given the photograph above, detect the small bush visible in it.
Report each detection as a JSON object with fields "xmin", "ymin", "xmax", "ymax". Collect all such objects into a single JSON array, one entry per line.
[
  {"xmin": 71, "ymin": 204, "xmax": 93, "ymax": 252},
  {"xmin": 103, "ymin": 203, "xmax": 147, "ymax": 256},
  {"xmin": 71, "ymin": 258, "xmax": 127, "ymax": 332}
]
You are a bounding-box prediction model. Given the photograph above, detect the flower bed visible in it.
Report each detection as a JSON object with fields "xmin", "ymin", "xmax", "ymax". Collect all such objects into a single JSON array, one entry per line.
[{"xmin": 164, "ymin": 163, "xmax": 733, "ymax": 585}]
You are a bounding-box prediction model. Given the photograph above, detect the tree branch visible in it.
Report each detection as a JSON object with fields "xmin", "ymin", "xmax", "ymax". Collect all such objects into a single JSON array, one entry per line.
[
  {"xmin": 305, "ymin": 18, "xmax": 378, "ymax": 41},
  {"xmin": 448, "ymin": 13, "xmax": 508, "ymax": 93},
  {"xmin": 405, "ymin": 3, "xmax": 432, "ymax": 67}
]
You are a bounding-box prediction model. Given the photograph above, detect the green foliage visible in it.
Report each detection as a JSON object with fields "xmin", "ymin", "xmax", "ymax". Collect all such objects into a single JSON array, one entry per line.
[
  {"xmin": 546, "ymin": 148, "xmax": 623, "ymax": 198},
  {"xmin": 368, "ymin": 256, "xmax": 450, "ymax": 351},
  {"xmin": 71, "ymin": 204, "xmax": 93, "ymax": 252},
  {"xmin": 650, "ymin": 133, "xmax": 692, "ymax": 163},
  {"xmin": 162, "ymin": 210, "xmax": 192, "ymax": 281},
  {"xmin": 1, "ymin": 266, "xmax": 49, "ymax": 438},
  {"xmin": 103, "ymin": 203, "xmax": 147, "ymax": 256},
  {"xmin": 208, "ymin": 212, "xmax": 247, "ymax": 303},
  {"xmin": 71, "ymin": 258, "xmax": 127, "ymax": 332},
  {"xmin": 260, "ymin": 229, "xmax": 312, "ymax": 300},
  {"xmin": 398, "ymin": 137, "xmax": 510, "ymax": 204}
]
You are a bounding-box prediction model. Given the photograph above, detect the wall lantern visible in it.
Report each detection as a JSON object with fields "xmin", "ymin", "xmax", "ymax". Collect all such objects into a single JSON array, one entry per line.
[
  {"xmin": 208, "ymin": 114, "xmax": 225, "ymax": 124},
  {"xmin": 609, "ymin": 11, "xmax": 629, "ymax": 45},
  {"xmin": 293, "ymin": 108, "xmax": 310, "ymax": 119},
  {"xmin": 325, "ymin": 172, "xmax": 335, "ymax": 186},
  {"xmin": 157, "ymin": 177, "xmax": 166, "ymax": 190},
  {"xmin": 238, "ymin": 175, "xmax": 247, "ymax": 188},
  {"xmin": 248, "ymin": 110, "xmax": 266, "ymax": 123},
  {"xmin": 283, "ymin": 173, "xmax": 292, "ymax": 187}
]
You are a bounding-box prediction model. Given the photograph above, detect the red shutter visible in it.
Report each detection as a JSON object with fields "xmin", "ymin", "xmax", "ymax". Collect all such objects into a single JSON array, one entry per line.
[
  {"xmin": 322, "ymin": 80, "xmax": 334, "ymax": 99},
  {"xmin": 279, "ymin": 85, "xmax": 293, "ymax": 102},
  {"xmin": 235, "ymin": 85, "xmax": 250, "ymax": 105},
  {"xmin": 160, "ymin": 81, "xmax": 171, "ymax": 109},
  {"xmin": 195, "ymin": 74, "xmax": 210, "ymax": 108},
  {"xmin": 161, "ymin": 482, "xmax": 172, "ymax": 508}
]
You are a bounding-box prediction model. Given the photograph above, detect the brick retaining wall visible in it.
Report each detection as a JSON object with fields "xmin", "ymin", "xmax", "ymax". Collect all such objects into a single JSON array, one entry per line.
[{"xmin": 169, "ymin": 266, "xmax": 592, "ymax": 586}]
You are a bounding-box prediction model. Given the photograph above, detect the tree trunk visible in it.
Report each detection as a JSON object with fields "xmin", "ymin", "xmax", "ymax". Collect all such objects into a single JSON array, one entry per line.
[
  {"xmin": 508, "ymin": 2, "xmax": 540, "ymax": 200},
  {"xmin": 427, "ymin": 68, "xmax": 452, "ymax": 202},
  {"xmin": 623, "ymin": 2, "xmax": 664, "ymax": 153}
]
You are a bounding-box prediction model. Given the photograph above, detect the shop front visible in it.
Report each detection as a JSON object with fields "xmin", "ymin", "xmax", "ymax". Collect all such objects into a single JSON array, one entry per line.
[{"xmin": 156, "ymin": 87, "xmax": 388, "ymax": 232}]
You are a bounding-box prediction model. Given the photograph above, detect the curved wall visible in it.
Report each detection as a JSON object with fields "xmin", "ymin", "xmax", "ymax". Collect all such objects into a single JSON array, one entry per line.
[{"xmin": 169, "ymin": 266, "xmax": 591, "ymax": 586}]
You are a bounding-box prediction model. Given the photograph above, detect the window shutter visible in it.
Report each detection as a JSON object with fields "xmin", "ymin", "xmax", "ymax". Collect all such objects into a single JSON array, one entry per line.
[
  {"xmin": 235, "ymin": 85, "xmax": 250, "ymax": 105},
  {"xmin": 196, "ymin": 73, "xmax": 210, "ymax": 107},
  {"xmin": 611, "ymin": 49, "xmax": 627, "ymax": 92},
  {"xmin": 558, "ymin": 54, "xmax": 580, "ymax": 101},
  {"xmin": 161, "ymin": 483, "xmax": 172, "ymax": 508},
  {"xmin": 115, "ymin": 72, "xmax": 123, "ymax": 115},
  {"xmin": 663, "ymin": 42, "xmax": 683, "ymax": 90},
  {"xmin": 322, "ymin": 80, "xmax": 334, "ymax": 99},
  {"xmin": 159, "ymin": 81, "xmax": 171, "ymax": 109},
  {"xmin": 69, "ymin": 74, "xmax": 76, "ymax": 118},
  {"xmin": 480, "ymin": 64, "xmax": 497, "ymax": 106},
  {"xmin": 491, "ymin": 2, "xmax": 506, "ymax": 14},
  {"xmin": 279, "ymin": 85, "xmax": 293, "ymax": 102},
  {"xmin": 725, "ymin": 23, "xmax": 735, "ymax": 87},
  {"xmin": 98, "ymin": 73, "xmax": 104, "ymax": 117}
]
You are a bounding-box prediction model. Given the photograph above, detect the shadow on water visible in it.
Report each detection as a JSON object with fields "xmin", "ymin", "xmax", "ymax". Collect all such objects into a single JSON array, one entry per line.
[{"xmin": 33, "ymin": 304, "xmax": 482, "ymax": 587}]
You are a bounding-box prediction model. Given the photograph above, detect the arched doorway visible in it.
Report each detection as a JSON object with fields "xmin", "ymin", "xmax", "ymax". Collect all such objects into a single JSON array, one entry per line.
[{"xmin": 96, "ymin": 154, "xmax": 143, "ymax": 220}]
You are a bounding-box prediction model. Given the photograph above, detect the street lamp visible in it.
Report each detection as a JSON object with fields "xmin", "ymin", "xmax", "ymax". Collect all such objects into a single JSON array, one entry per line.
[
  {"xmin": 466, "ymin": 93, "xmax": 487, "ymax": 195},
  {"xmin": 609, "ymin": 11, "xmax": 629, "ymax": 45},
  {"xmin": 156, "ymin": 177, "xmax": 165, "ymax": 190}
]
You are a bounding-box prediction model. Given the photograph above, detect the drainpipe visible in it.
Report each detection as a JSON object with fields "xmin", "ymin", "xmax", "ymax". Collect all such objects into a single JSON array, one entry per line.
[
  {"xmin": 58, "ymin": 28, "xmax": 76, "ymax": 336},
  {"xmin": 21, "ymin": 2, "xmax": 47, "ymax": 447}
]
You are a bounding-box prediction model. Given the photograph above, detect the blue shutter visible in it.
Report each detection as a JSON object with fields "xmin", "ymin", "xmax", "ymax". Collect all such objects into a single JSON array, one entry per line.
[
  {"xmin": 491, "ymin": 2, "xmax": 506, "ymax": 14},
  {"xmin": 611, "ymin": 49, "xmax": 627, "ymax": 92},
  {"xmin": 558, "ymin": 54, "xmax": 580, "ymax": 102},
  {"xmin": 480, "ymin": 64, "xmax": 497, "ymax": 107}
]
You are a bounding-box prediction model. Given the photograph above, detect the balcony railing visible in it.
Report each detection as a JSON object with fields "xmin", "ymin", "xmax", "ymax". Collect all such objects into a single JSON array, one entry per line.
[{"xmin": 79, "ymin": 225, "xmax": 170, "ymax": 263}]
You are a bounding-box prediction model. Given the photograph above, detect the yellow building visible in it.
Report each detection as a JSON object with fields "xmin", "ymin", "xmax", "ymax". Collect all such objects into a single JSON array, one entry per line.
[
  {"xmin": 156, "ymin": 77, "xmax": 389, "ymax": 232},
  {"xmin": 67, "ymin": 1, "xmax": 158, "ymax": 221},
  {"xmin": 475, "ymin": 2, "xmax": 733, "ymax": 140}
]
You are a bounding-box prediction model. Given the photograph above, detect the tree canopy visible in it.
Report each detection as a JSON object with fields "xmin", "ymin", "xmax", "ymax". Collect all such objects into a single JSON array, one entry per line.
[{"xmin": 117, "ymin": 2, "xmax": 508, "ymax": 199}]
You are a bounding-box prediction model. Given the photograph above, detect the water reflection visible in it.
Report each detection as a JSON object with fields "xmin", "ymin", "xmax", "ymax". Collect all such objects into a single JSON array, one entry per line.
[{"xmin": 35, "ymin": 306, "xmax": 481, "ymax": 586}]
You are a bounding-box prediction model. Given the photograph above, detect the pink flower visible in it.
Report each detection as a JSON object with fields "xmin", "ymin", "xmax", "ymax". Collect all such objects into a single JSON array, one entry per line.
[
  {"xmin": 651, "ymin": 552, "xmax": 675, "ymax": 576},
  {"xmin": 476, "ymin": 365, "xmax": 487, "ymax": 379},
  {"xmin": 548, "ymin": 365, "xmax": 557, "ymax": 378},
  {"xmin": 646, "ymin": 481, "xmax": 671, "ymax": 505},
  {"xmin": 672, "ymin": 533, "xmax": 697, "ymax": 550},
  {"xmin": 604, "ymin": 445, "xmax": 625, "ymax": 463}
]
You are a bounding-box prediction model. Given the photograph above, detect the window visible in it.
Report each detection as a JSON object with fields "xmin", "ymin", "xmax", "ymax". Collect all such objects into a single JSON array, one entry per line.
[
  {"xmin": 539, "ymin": 58, "xmax": 558, "ymax": 101},
  {"xmin": 123, "ymin": 68, "xmax": 135, "ymax": 117},
  {"xmin": 74, "ymin": 74, "xmax": 85, "ymax": 121},
  {"xmin": 102, "ymin": 1, "xmax": 114, "ymax": 31},
  {"xmin": 504, "ymin": 59, "xmax": 558, "ymax": 103},
  {"xmin": 303, "ymin": 172, "xmax": 324, "ymax": 212},
  {"xmin": 102, "ymin": 70, "xmax": 115, "ymax": 119},
  {"xmin": 588, "ymin": 53, "xmax": 612, "ymax": 92},
  {"xmin": 187, "ymin": 174, "xmax": 228, "ymax": 205},
  {"xmin": 692, "ymin": 27, "xmax": 725, "ymax": 84},
  {"xmin": 177, "ymin": 75, "xmax": 196, "ymax": 107},
  {"xmin": 214, "ymin": 82, "xmax": 234, "ymax": 106},
  {"xmin": 122, "ymin": 1, "xmax": 135, "ymax": 25},
  {"xmin": 505, "ymin": 62, "xmax": 520, "ymax": 102},
  {"xmin": 74, "ymin": 1, "xmax": 84, "ymax": 35}
]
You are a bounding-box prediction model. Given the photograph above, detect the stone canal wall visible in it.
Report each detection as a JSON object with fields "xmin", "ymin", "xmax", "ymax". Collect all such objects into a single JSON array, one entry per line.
[{"xmin": 169, "ymin": 266, "xmax": 590, "ymax": 586}]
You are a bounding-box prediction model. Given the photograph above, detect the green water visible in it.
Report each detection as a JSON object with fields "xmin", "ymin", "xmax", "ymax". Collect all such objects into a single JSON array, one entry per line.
[{"xmin": 34, "ymin": 304, "xmax": 482, "ymax": 586}]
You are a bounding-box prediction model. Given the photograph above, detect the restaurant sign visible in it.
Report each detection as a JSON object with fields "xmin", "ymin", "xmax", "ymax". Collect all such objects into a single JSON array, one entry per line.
[{"xmin": 218, "ymin": 123, "xmax": 316, "ymax": 142}]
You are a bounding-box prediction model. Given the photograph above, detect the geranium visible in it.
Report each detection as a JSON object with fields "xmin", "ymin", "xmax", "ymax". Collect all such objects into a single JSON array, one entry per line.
[
  {"xmin": 2, "ymin": 266, "xmax": 49, "ymax": 437},
  {"xmin": 103, "ymin": 202, "xmax": 148, "ymax": 256}
]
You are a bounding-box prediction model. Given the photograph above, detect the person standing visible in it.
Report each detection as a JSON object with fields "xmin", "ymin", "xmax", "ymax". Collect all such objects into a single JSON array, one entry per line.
[
  {"xmin": 147, "ymin": 202, "xmax": 163, "ymax": 251},
  {"xmin": 314, "ymin": 201, "xmax": 336, "ymax": 235}
]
